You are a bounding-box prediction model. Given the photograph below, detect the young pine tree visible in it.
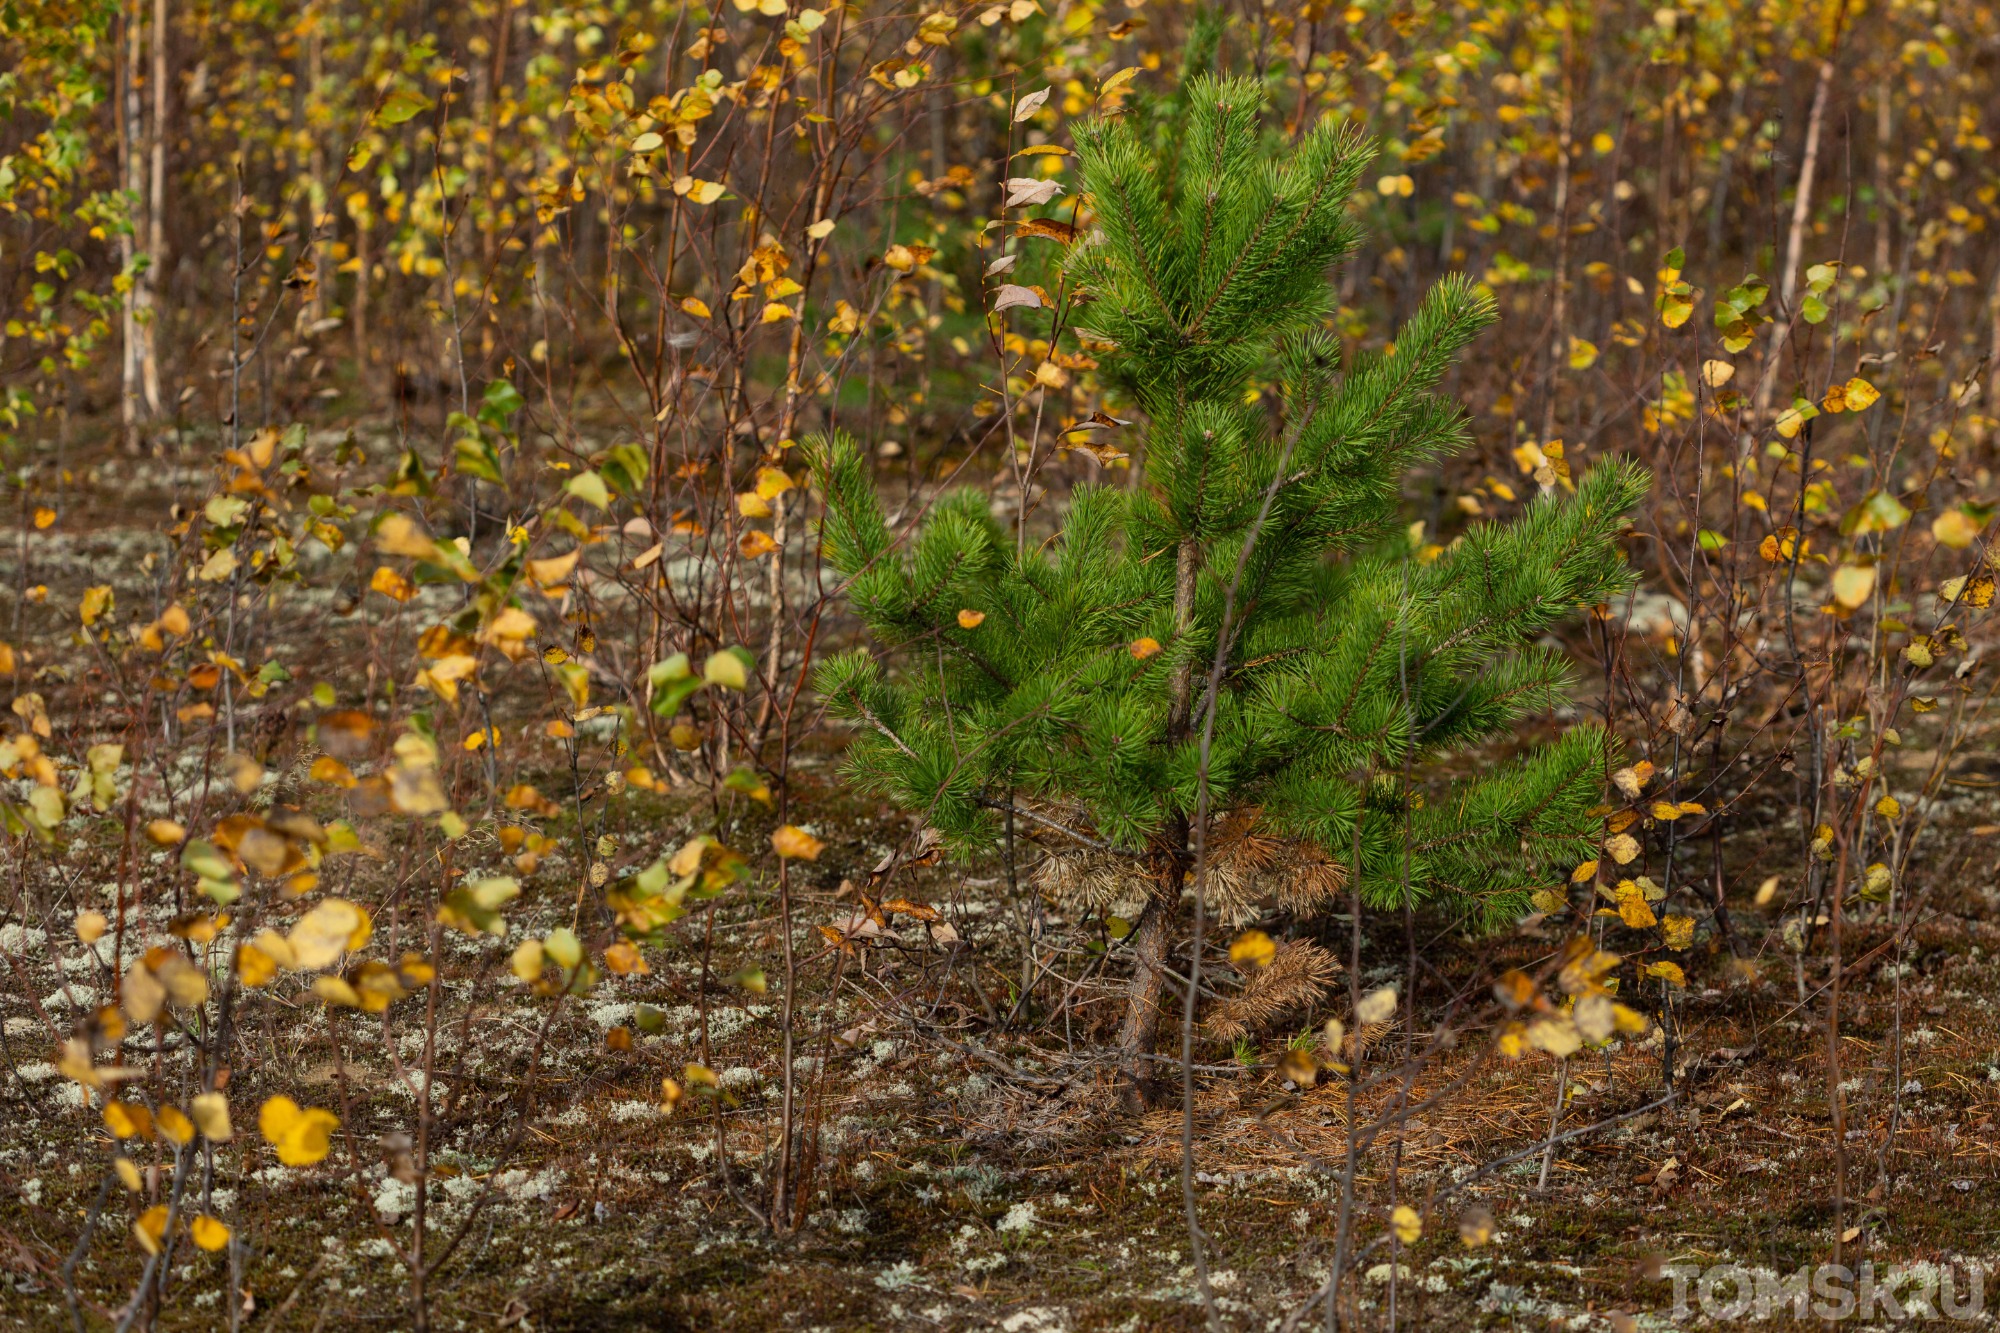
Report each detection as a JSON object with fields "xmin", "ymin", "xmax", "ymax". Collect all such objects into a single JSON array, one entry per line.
[{"xmin": 810, "ymin": 75, "xmax": 1646, "ymax": 1104}]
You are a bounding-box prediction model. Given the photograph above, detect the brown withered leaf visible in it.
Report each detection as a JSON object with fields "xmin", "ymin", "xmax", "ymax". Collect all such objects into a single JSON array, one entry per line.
[
  {"xmin": 1063, "ymin": 438, "xmax": 1130, "ymax": 465},
  {"xmin": 265, "ymin": 808, "xmax": 327, "ymax": 844},
  {"xmin": 1013, "ymin": 218, "xmax": 1078, "ymax": 244},
  {"xmin": 317, "ymin": 710, "xmax": 377, "ymax": 760},
  {"xmin": 348, "ymin": 776, "xmax": 393, "ymax": 818},
  {"xmin": 237, "ymin": 827, "xmax": 293, "ymax": 877},
  {"xmin": 210, "ymin": 814, "xmax": 263, "ymax": 859},
  {"xmin": 416, "ymin": 624, "xmax": 476, "ymax": 659}
]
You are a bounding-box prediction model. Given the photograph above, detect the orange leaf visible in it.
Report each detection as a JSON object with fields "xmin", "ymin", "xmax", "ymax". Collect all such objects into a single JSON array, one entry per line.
[{"xmin": 772, "ymin": 825, "xmax": 825, "ymax": 860}]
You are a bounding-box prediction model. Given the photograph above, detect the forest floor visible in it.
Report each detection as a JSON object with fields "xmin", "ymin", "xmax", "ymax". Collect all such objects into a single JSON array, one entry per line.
[{"xmin": 2, "ymin": 431, "xmax": 1998, "ymax": 1331}]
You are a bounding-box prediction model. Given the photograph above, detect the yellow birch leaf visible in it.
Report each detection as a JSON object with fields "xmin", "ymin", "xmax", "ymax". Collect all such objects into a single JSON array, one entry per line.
[
  {"xmin": 1228, "ymin": 930, "xmax": 1276, "ymax": 968},
  {"xmin": 191, "ymin": 1092, "xmax": 233, "ymax": 1141},
  {"xmin": 1840, "ymin": 377, "xmax": 1880, "ymax": 411},
  {"xmin": 1932, "ymin": 509, "xmax": 1981, "ymax": 549},
  {"xmin": 134, "ymin": 1205, "xmax": 170, "ymax": 1255},
  {"xmin": 771, "ymin": 825, "xmax": 825, "ymax": 860},
  {"xmin": 156, "ymin": 1106, "xmax": 195, "ymax": 1146},
  {"xmin": 258, "ymin": 1095, "xmax": 339, "ymax": 1167},
  {"xmin": 1830, "ymin": 565, "xmax": 1876, "ymax": 610}
]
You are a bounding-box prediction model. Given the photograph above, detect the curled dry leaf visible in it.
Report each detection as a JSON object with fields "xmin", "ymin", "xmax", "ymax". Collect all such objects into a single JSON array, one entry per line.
[
  {"xmin": 1610, "ymin": 759, "xmax": 1654, "ymax": 798},
  {"xmin": 1603, "ymin": 832, "xmax": 1641, "ymax": 864},
  {"xmin": 1004, "ymin": 176, "xmax": 1065, "ymax": 208},
  {"xmin": 992, "ymin": 283, "xmax": 1043, "ymax": 312},
  {"xmin": 1014, "ymin": 217, "xmax": 1077, "ymax": 244}
]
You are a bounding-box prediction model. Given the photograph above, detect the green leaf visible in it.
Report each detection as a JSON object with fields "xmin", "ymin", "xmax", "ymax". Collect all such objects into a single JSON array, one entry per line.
[
  {"xmin": 454, "ymin": 435, "xmax": 504, "ymax": 484},
  {"xmin": 205, "ymin": 495, "xmax": 249, "ymax": 528},
  {"xmin": 703, "ymin": 647, "xmax": 755, "ymax": 689},
  {"xmin": 1842, "ymin": 488, "xmax": 1912, "ymax": 537},
  {"xmin": 601, "ymin": 441, "xmax": 649, "ymax": 496},
  {"xmin": 1696, "ymin": 529, "xmax": 1728, "ymax": 551},
  {"xmin": 1720, "ymin": 275, "xmax": 1768, "ymax": 312},
  {"xmin": 722, "ymin": 766, "xmax": 771, "ymax": 805},
  {"xmin": 1659, "ymin": 289, "xmax": 1694, "ymax": 329},
  {"xmin": 1801, "ymin": 292, "xmax": 1829, "ymax": 325},
  {"xmin": 390, "ymin": 449, "xmax": 434, "ymax": 497},
  {"xmin": 635, "ymin": 858, "xmax": 671, "ymax": 896},
  {"xmin": 543, "ymin": 927, "xmax": 583, "ymax": 970},
  {"xmin": 566, "ymin": 470, "xmax": 611, "ymax": 510},
  {"xmin": 376, "ymin": 88, "xmax": 432, "ymax": 126},
  {"xmin": 182, "ymin": 839, "xmax": 235, "ymax": 882},
  {"xmin": 647, "ymin": 654, "xmax": 704, "ymax": 716},
  {"xmin": 478, "ymin": 378, "xmax": 525, "ymax": 429}
]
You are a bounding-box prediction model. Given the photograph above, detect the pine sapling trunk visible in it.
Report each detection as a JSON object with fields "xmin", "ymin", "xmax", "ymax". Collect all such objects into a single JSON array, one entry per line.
[
  {"xmin": 1115, "ymin": 534, "xmax": 1201, "ymax": 1107},
  {"xmin": 1114, "ymin": 840, "xmax": 1180, "ymax": 1109}
]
